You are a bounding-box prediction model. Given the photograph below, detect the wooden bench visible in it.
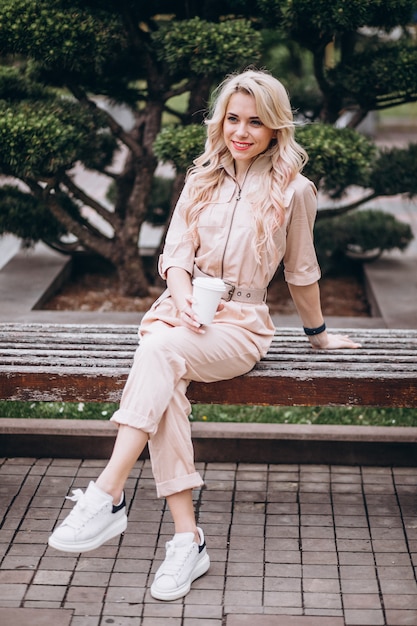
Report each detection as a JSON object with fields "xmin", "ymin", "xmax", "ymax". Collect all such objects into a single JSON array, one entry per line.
[{"xmin": 1, "ymin": 322, "xmax": 416, "ymax": 465}]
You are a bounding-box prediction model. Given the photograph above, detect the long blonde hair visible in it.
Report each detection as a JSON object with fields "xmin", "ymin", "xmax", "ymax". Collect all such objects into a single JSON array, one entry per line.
[{"xmin": 184, "ymin": 69, "xmax": 308, "ymax": 263}]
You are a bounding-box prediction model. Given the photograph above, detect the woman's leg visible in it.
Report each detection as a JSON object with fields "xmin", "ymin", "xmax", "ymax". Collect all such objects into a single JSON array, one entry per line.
[
  {"xmin": 47, "ymin": 424, "xmax": 148, "ymax": 553},
  {"xmin": 145, "ymin": 324, "xmax": 261, "ymax": 601},
  {"xmin": 151, "ymin": 487, "xmax": 209, "ymax": 601},
  {"xmin": 166, "ymin": 489, "xmax": 198, "ymax": 540},
  {"xmin": 95, "ymin": 425, "xmax": 149, "ymax": 503}
]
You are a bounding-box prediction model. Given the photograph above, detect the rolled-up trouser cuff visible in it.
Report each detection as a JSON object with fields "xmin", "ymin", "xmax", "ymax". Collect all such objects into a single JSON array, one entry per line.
[
  {"xmin": 155, "ymin": 472, "xmax": 204, "ymax": 498},
  {"xmin": 110, "ymin": 408, "xmax": 156, "ymax": 435}
]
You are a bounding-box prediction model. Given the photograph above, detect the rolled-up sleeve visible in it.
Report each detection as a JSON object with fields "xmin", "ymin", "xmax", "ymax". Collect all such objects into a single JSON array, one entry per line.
[
  {"xmin": 158, "ymin": 181, "xmax": 197, "ymax": 280},
  {"xmin": 283, "ymin": 178, "xmax": 321, "ymax": 286}
]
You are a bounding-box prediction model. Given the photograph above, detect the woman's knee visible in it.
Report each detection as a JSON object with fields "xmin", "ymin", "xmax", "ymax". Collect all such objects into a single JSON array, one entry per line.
[{"xmin": 136, "ymin": 330, "xmax": 188, "ymax": 379}]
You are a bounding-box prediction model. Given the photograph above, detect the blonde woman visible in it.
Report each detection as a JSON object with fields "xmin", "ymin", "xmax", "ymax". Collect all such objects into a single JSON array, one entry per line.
[{"xmin": 48, "ymin": 69, "xmax": 360, "ymax": 601}]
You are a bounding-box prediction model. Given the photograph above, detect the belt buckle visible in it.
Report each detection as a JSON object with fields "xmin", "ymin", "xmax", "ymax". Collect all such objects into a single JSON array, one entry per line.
[{"xmin": 224, "ymin": 281, "xmax": 235, "ymax": 302}]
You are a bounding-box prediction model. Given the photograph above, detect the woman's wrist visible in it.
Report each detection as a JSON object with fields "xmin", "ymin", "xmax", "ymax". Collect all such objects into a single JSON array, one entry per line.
[
  {"xmin": 303, "ymin": 322, "xmax": 328, "ymax": 349},
  {"xmin": 303, "ymin": 322, "xmax": 326, "ymax": 336}
]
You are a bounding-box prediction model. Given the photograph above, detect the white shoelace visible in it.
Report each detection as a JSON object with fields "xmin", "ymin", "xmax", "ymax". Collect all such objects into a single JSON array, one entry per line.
[
  {"xmin": 66, "ymin": 488, "xmax": 84, "ymax": 504},
  {"xmin": 63, "ymin": 489, "xmax": 102, "ymax": 529},
  {"xmin": 160, "ymin": 540, "xmax": 194, "ymax": 576}
]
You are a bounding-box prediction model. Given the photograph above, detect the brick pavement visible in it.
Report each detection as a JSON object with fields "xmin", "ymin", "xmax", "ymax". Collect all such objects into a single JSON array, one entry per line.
[{"xmin": 1, "ymin": 458, "xmax": 416, "ymax": 626}]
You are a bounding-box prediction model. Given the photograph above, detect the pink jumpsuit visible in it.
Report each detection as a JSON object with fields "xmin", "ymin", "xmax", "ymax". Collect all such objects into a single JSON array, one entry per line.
[{"xmin": 111, "ymin": 156, "xmax": 321, "ymax": 497}]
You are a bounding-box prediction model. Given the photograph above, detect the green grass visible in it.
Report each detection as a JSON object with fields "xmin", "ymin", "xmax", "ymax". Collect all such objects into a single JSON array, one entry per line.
[{"xmin": 0, "ymin": 401, "xmax": 416, "ymax": 427}]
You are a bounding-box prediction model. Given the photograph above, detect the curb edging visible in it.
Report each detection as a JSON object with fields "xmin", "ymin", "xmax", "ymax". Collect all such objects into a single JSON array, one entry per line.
[{"xmin": 1, "ymin": 418, "xmax": 416, "ymax": 466}]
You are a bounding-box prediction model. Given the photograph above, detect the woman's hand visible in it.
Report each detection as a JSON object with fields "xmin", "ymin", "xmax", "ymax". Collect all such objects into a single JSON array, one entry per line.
[
  {"xmin": 309, "ymin": 331, "xmax": 362, "ymax": 350},
  {"xmin": 179, "ymin": 295, "xmax": 204, "ymax": 333},
  {"xmin": 180, "ymin": 295, "xmax": 225, "ymax": 333}
]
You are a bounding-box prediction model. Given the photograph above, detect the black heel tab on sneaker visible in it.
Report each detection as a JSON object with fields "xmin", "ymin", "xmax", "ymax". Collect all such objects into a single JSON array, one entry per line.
[
  {"xmin": 112, "ymin": 493, "xmax": 126, "ymax": 514},
  {"xmin": 198, "ymin": 540, "xmax": 206, "ymax": 553}
]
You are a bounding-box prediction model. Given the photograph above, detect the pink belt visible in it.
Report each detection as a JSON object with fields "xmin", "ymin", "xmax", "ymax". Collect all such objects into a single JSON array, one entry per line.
[{"xmin": 193, "ymin": 265, "xmax": 267, "ymax": 304}]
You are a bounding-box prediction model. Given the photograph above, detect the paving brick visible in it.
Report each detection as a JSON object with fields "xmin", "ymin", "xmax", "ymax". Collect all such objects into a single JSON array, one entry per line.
[
  {"xmin": 301, "ymin": 538, "xmax": 336, "ymax": 551},
  {"xmin": 303, "ymin": 592, "xmax": 342, "ymax": 609},
  {"xmin": 225, "ymin": 576, "xmax": 263, "ymax": 591},
  {"xmin": 184, "ymin": 604, "xmax": 223, "ymax": 618},
  {"xmin": 105, "ymin": 585, "xmax": 145, "ymax": 604},
  {"xmin": 70, "ymin": 617, "xmax": 100, "ymax": 626},
  {"xmin": 66, "ymin": 586, "xmax": 106, "ymax": 604},
  {"xmin": 266, "ymin": 549, "xmax": 301, "ymax": 564},
  {"xmin": 375, "ymin": 552, "xmax": 411, "ymax": 566},
  {"xmin": 265, "ymin": 524, "xmax": 299, "ymax": 538},
  {"xmin": 344, "ymin": 608, "xmax": 385, "ymax": 625},
  {"xmin": 300, "ymin": 515, "xmax": 333, "ymax": 527},
  {"xmin": 33, "ymin": 570, "xmax": 72, "ymax": 585},
  {"xmin": 337, "ymin": 538, "xmax": 372, "ymax": 552},
  {"xmin": 183, "ymin": 618, "xmax": 222, "ymax": 626},
  {"xmin": 0, "ymin": 570, "xmax": 34, "ymax": 584},
  {"xmin": 0, "ymin": 608, "xmax": 73, "ymax": 626},
  {"xmin": 226, "ymin": 616, "xmax": 344, "ymax": 625},
  {"xmin": 64, "ymin": 601, "xmax": 103, "ymax": 616},
  {"xmin": 141, "ymin": 601, "xmax": 183, "ymax": 617},
  {"xmin": 341, "ymin": 579, "xmax": 380, "ymax": 594},
  {"xmin": 302, "ymin": 551, "xmax": 338, "ymax": 565},
  {"xmin": 339, "ymin": 565, "xmax": 378, "ymax": 579},
  {"xmin": 383, "ymin": 595, "xmax": 417, "ymax": 609},
  {"xmin": 380, "ymin": 578, "xmax": 417, "ymax": 597},
  {"xmin": 265, "ymin": 577, "xmax": 301, "ymax": 592},
  {"xmin": 300, "ymin": 526, "xmax": 334, "ymax": 538},
  {"xmin": 302, "ymin": 565, "xmax": 339, "ymax": 579},
  {"xmin": 303, "ymin": 578, "xmax": 340, "ymax": 593},
  {"xmin": 385, "ymin": 609, "xmax": 417, "ymax": 625},
  {"xmin": 263, "ymin": 591, "xmax": 302, "ymax": 607},
  {"xmin": 343, "ymin": 594, "xmax": 382, "ymax": 609},
  {"xmin": 372, "ymin": 539, "xmax": 409, "ymax": 552},
  {"xmin": 265, "ymin": 563, "xmax": 301, "ymax": 578},
  {"xmin": 0, "ymin": 583, "xmax": 28, "ymax": 602}
]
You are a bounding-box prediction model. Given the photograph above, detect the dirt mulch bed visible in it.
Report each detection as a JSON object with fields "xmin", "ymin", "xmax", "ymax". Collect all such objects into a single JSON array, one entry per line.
[{"xmin": 44, "ymin": 262, "xmax": 371, "ymax": 317}]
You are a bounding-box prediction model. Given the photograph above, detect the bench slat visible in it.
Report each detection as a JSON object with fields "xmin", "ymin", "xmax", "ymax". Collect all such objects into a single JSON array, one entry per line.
[
  {"xmin": 0, "ymin": 323, "xmax": 416, "ymax": 408},
  {"xmin": 0, "ymin": 369, "xmax": 415, "ymax": 407},
  {"xmin": 1, "ymin": 358, "xmax": 416, "ymax": 373}
]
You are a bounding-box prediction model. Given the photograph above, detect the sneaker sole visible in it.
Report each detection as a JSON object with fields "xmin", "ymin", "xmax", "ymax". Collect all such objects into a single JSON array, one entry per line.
[
  {"xmin": 150, "ymin": 552, "xmax": 210, "ymax": 601},
  {"xmin": 48, "ymin": 514, "xmax": 127, "ymax": 553}
]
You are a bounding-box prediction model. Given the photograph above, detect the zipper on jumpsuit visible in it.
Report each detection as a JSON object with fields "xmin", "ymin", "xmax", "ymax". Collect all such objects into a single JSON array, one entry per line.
[{"xmin": 220, "ymin": 164, "xmax": 253, "ymax": 279}]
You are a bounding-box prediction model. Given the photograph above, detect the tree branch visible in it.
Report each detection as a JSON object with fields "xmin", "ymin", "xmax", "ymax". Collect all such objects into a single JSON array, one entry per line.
[
  {"xmin": 43, "ymin": 238, "xmax": 81, "ymax": 254},
  {"xmin": 23, "ymin": 177, "xmax": 115, "ymax": 257},
  {"xmin": 317, "ymin": 192, "xmax": 378, "ymax": 219},
  {"xmin": 163, "ymin": 104, "xmax": 187, "ymax": 123},
  {"xmin": 62, "ymin": 173, "xmax": 121, "ymax": 230},
  {"xmin": 164, "ymin": 80, "xmax": 194, "ymax": 101},
  {"xmin": 47, "ymin": 193, "xmax": 115, "ymax": 258},
  {"xmin": 374, "ymin": 92, "xmax": 417, "ymax": 110},
  {"xmin": 346, "ymin": 107, "xmax": 368, "ymax": 129},
  {"xmin": 66, "ymin": 83, "xmax": 142, "ymax": 157}
]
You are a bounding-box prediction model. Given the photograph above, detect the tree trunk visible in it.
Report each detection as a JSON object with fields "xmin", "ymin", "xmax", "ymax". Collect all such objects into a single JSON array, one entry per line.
[
  {"xmin": 313, "ymin": 45, "xmax": 343, "ymax": 124},
  {"xmin": 187, "ymin": 75, "xmax": 213, "ymax": 124},
  {"xmin": 110, "ymin": 103, "xmax": 162, "ymax": 297}
]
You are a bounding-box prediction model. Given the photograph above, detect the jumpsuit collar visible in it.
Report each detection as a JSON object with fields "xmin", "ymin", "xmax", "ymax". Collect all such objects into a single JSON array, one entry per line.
[{"xmin": 220, "ymin": 153, "xmax": 272, "ymax": 181}]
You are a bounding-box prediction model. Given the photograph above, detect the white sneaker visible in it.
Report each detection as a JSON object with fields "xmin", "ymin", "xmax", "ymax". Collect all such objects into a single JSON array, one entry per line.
[
  {"xmin": 48, "ymin": 481, "xmax": 127, "ymax": 553},
  {"xmin": 150, "ymin": 527, "xmax": 210, "ymax": 601}
]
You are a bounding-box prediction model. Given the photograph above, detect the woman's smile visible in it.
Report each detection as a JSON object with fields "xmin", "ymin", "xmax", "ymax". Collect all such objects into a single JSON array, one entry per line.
[{"xmin": 231, "ymin": 140, "xmax": 253, "ymax": 151}]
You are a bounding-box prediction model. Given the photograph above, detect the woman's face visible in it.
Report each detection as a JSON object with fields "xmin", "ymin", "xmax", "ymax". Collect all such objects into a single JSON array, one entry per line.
[{"xmin": 223, "ymin": 91, "xmax": 275, "ymax": 170}]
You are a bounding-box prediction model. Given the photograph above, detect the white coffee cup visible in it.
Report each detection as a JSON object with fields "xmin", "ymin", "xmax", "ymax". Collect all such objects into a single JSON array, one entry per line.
[{"xmin": 192, "ymin": 277, "xmax": 226, "ymax": 325}]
